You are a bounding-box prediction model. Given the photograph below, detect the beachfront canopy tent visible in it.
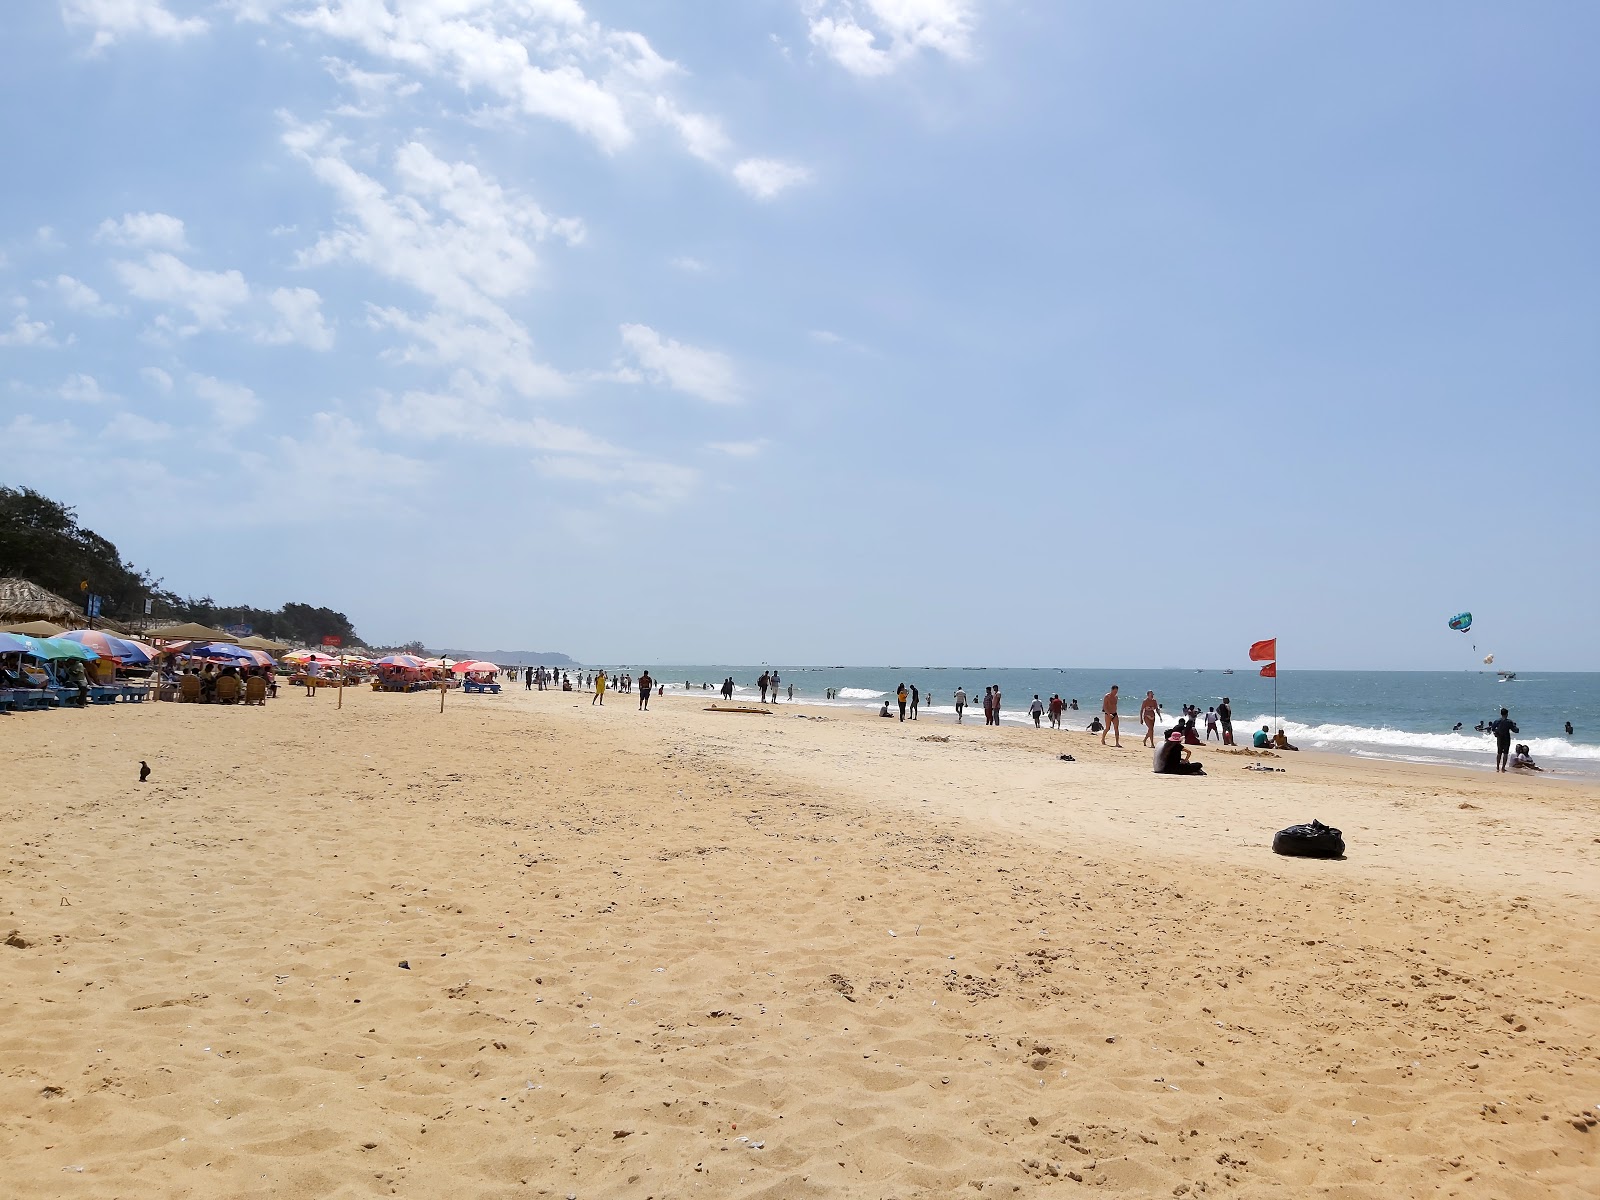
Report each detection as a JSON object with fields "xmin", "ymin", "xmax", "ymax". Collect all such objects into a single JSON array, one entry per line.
[
  {"xmin": 235, "ymin": 634, "xmax": 290, "ymax": 652},
  {"xmin": 0, "ymin": 618, "xmax": 67, "ymax": 636},
  {"xmin": 0, "ymin": 577, "xmax": 85, "ymax": 628},
  {"xmin": 142, "ymin": 621, "xmax": 240, "ymax": 643}
]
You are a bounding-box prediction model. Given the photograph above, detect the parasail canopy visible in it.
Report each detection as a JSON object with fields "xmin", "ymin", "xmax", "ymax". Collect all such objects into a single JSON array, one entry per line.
[
  {"xmin": 1448, "ymin": 611, "xmax": 1472, "ymax": 634},
  {"xmin": 1483, "ymin": 654, "xmax": 1495, "ymax": 665}
]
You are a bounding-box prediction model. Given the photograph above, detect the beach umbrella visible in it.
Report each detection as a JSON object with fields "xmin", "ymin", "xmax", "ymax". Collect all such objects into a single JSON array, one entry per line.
[
  {"xmin": 194, "ymin": 642, "xmax": 254, "ymax": 660},
  {"xmin": 450, "ymin": 660, "xmax": 498, "ymax": 673},
  {"xmin": 376, "ymin": 654, "xmax": 425, "ymax": 669},
  {"xmin": 0, "ymin": 632, "xmax": 34, "ymax": 655},
  {"xmin": 35, "ymin": 637, "xmax": 99, "ymax": 661},
  {"xmin": 284, "ymin": 650, "xmax": 337, "ymax": 664},
  {"xmin": 57, "ymin": 628, "xmax": 150, "ymax": 663}
]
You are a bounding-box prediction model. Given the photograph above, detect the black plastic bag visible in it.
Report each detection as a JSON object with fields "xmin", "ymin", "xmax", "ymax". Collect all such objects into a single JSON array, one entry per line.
[{"xmin": 1272, "ymin": 819, "xmax": 1344, "ymax": 858}]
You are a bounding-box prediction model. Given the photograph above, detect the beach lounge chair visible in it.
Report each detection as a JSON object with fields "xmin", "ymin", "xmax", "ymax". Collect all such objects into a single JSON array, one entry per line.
[
  {"xmin": 215, "ymin": 675, "xmax": 242, "ymax": 705},
  {"xmin": 244, "ymin": 677, "xmax": 267, "ymax": 705},
  {"xmin": 180, "ymin": 675, "xmax": 202, "ymax": 703},
  {"xmin": 120, "ymin": 684, "xmax": 150, "ymax": 702}
]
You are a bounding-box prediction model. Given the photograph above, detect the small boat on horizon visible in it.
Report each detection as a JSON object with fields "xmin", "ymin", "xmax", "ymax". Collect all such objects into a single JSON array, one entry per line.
[
  {"xmin": 1222, "ymin": 669, "xmax": 1234, "ymax": 675},
  {"xmin": 1497, "ymin": 671, "xmax": 1517, "ymax": 681}
]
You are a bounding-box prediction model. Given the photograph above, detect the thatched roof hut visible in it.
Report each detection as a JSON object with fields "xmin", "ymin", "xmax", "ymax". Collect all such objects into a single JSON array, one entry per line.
[{"xmin": 0, "ymin": 577, "xmax": 85, "ymax": 627}]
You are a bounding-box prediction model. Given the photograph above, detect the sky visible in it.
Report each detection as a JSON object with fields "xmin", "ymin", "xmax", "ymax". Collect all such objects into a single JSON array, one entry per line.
[{"xmin": 2, "ymin": 1, "xmax": 1597, "ymax": 669}]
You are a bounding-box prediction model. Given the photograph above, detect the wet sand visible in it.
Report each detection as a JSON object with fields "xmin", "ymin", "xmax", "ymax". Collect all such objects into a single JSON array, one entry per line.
[{"xmin": 2, "ymin": 685, "xmax": 1596, "ymax": 1198}]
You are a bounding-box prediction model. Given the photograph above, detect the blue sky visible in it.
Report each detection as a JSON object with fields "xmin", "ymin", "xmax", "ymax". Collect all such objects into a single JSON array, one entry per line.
[{"xmin": 2, "ymin": 1, "xmax": 1596, "ymax": 669}]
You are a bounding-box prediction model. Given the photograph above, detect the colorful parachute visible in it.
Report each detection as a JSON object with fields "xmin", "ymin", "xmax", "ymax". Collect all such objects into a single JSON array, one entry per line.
[
  {"xmin": 1483, "ymin": 654, "xmax": 1495, "ymax": 665},
  {"xmin": 1448, "ymin": 611, "xmax": 1472, "ymax": 634}
]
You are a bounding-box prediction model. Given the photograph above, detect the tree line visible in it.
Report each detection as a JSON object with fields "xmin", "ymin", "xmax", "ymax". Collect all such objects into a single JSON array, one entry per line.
[{"xmin": 0, "ymin": 485, "xmax": 363, "ymax": 646}]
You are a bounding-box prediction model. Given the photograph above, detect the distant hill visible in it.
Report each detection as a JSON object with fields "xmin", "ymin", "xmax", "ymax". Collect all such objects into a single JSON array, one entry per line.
[{"xmin": 436, "ymin": 649, "xmax": 578, "ymax": 667}]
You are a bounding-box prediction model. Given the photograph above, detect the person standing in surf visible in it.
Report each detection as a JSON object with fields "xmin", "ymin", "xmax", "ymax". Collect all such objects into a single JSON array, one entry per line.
[
  {"xmin": 1217, "ymin": 696, "xmax": 1234, "ymax": 745},
  {"xmin": 1489, "ymin": 707, "xmax": 1519, "ymax": 772},
  {"xmin": 909, "ymin": 683, "xmax": 919, "ymax": 720},
  {"xmin": 1101, "ymin": 685, "xmax": 1121, "ymax": 747},
  {"xmin": 896, "ymin": 682, "xmax": 909, "ymax": 722},
  {"xmin": 954, "ymin": 686, "xmax": 967, "ymax": 722}
]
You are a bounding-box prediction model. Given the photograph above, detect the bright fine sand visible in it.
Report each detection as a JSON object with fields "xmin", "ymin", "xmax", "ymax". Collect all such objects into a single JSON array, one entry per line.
[{"xmin": 3, "ymin": 688, "xmax": 1597, "ymax": 1199}]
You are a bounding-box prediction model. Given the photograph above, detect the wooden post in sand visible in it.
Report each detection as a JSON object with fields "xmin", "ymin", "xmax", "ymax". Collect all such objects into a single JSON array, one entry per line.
[{"xmin": 440, "ymin": 656, "xmax": 449, "ymax": 714}]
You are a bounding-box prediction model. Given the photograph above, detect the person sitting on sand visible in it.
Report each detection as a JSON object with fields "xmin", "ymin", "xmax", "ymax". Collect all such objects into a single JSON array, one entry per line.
[
  {"xmin": 1154, "ymin": 730, "xmax": 1205, "ymax": 775},
  {"xmin": 1087, "ymin": 715, "xmax": 1104, "ymax": 734},
  {"xmin": 1510, "ymin": 744, "xmax": 1542, "ymax": 771},
  {"xmin": 1253, "ymin": 725, "xmax": 1272, "ymax": 748},
  {"xmin": 1183, "ymin": 718, "xmax": 1203, "ymax": 746},
  {"xmin": 1272, "ymin": 728, "xmax": 1300, "ymax": 751},
  {"xmin": 879, "ymin": 700, "xmax": 893, "ymax": 718}
]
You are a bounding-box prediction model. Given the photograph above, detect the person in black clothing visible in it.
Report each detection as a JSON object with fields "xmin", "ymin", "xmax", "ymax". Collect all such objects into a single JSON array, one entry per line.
[
  {"xmin": 1488, "ymin": 707, "xmax": 1519, "ymax": 773},
  {"xmin": 909, "ymin": 684, "xmax": 919, "ymax": 720},
  {"xmin": 1217, "ymin": 697, "xmax": 1234, "ymax": 745},
  {"xmin": 1566, "ymin": 721, "xmax": 1574, "ymax": 736}
]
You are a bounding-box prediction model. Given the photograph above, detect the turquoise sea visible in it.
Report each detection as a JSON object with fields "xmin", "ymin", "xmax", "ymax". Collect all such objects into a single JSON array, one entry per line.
[{"xmin": 580, "ymin": 665, "xmax": 1600, "ymax": 778}]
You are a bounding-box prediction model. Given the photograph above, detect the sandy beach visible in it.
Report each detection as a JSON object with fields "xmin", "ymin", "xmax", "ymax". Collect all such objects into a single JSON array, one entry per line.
[{"xmin": 3, "ymin": 686, "xmax": 1597, "ymax": 1198}]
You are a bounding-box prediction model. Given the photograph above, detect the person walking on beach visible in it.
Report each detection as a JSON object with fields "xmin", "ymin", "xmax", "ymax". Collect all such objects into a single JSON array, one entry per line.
[
  {"xmin": 1029, "ymin": 695, "xmax": 1044, "ymax": 727},
  {"xmin": 1101, "ymin": 685, "xmax": 1121, "ymax": 747},
  {"xmin": 954, "ymin": 687, "xmax": 967, "ymax": 722},
  {"xmin": 896, "ymin": 682, "xmax": 908, "ymax": 721},
  {"xmin": 1048, "ymin": 694, "xmax": 1062, "ymax": 728},
  {"xmin": 769, "ymin": 671, "xmax": 781, "ymax": 702},
  {"xmin": 758, "ymin": 672, "xmax": 770, "ymax": 703},
  {"xmin": 1140, "ymin": 691, "xmax": 1163, "ymax": 747},
  {"xmin": 909, "ymin": 684, "xmax": 919, "ymax": 720},
  {"xmin": 1204, "ymin": 706, "xmax": 1219, "ymax": 741},
  {"xmin": 592, "ymin": 670, "xmax": 607, "ymax": 705},
  {"xmin": 1217, "ymin": 697, "xmax": 1234, "ymax": 745},
  {"xmin": 1489, "ymin": 707, "xmax": 1519, "ymax": 772},
  {"xmin": 638, "ymin": 669, "xmax": 653, "ymax": 710}
]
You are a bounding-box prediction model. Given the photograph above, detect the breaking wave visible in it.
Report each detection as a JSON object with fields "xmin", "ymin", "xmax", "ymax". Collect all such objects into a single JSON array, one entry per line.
[{"xmin": 1254, "ymin": 716, "xmax": 1600, "ymax": 761}]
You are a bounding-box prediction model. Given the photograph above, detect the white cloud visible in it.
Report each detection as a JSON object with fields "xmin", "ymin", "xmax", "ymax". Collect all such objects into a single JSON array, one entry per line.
[
  {"xmin": 670, "ymin": 255, "xmax": 708, "ymax": 273},
  {"xmin": 536, "ymin": 454, "xmax": 698, "ymax": 508},
  {"xmin": 49, "ymin": 274, "xmax": 118, "ymax": 315},
  {"xmin": 96, "ymin": 211, "xmax": 188, "ymax": 251},
  {"xmin": 377, "ymin": 379, "xmax": 699, "ymax": 507},
  {"xmin": 256, "ymin": 285, "xmax": 335, "ymax": 349},
  {"xmin": 102, "ymin": 411, "xmax": 174, "ymax": 443},
  {"xmin": 141, "ymin": 366, "xmax": 174, "ymax": 392},
  {"xmin": 733, "ymin": 158, "xmax": 811, "ymax": 200},
  {"xmin": 0, "ymin": 413, "xmax": 79, "ymax": 452},
  {"xmin": 323, "ymin": 56, "xmax": 421, "ymax": 118},
  {"xmin": 114, "ymin": 252, "xmax": 250, "ymax": 330},
  {"xmin": 62, "ymin": 0, "xmax": 208, "ymax": 50},
  {"xmin": 0, "ymin": 312, "xmax": 62, "ymax": 348},
  {"xmin": 707, "ymin": 439, "xmax": 770, "ymax": 457},
  {"xmin": 59, "ymin": 373, "xmax": 116, "ymax": 403},
  {"xmin": 805, "ymin": 0, "xmax": 976, "ymax": 76},
  {"xmin": 287, "ymin": 123, "xmax": 576, "ymax": 396},
  {"xmin": 191, "ymin": 373, "xmax": 261, "ymax": 427},
  {"xmin": 288, "ymin": 126, "xmax": 580, "ymax": 313},
  {"xmin": 284, "ymin": 0, "xmax": 635, "ymax": 152},
  {"xmin": 619, "ymin": 323, "xmax": 740, "ymax": 404},
  {"xmin": 376, "ymin": 382, "xmax": 622, "ymax": 457},
  {"xmin": 654, "ymin": 97, "xmax": 730, "ymax": 164}
]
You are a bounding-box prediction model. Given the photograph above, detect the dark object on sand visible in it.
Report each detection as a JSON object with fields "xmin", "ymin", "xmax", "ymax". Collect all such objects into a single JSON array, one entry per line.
[
  {"xmin": 138, "ymin": 761, "xmax": 151, "ymax": 783},
  {"xmin": 1272, "ymin": 819, "xmax": 1344, "ymax": 858},
  {"xmin": 1058, "ymin": 754, "xmax": 1075, "ymax": 762},
  {"xmin": 398, "ymin": 960, "xmax": 410, "ymax": 970}
]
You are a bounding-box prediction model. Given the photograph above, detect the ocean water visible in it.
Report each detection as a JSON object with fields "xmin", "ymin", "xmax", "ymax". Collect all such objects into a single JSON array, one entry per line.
[{"xmin": 590, "ymin": 665, "xmax": 1600, "ymax": 777}]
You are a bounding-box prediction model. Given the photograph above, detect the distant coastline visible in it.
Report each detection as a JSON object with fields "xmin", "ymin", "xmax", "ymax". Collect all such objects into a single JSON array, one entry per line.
[{"xmin": 434, "ymin": 649, "xmax": 577, "ymax": 667}]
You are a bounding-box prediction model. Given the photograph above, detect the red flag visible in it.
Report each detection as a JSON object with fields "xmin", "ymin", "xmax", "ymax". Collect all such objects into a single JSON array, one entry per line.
[
  {"xmin": 1259, "ymin": 662, "xmax": 1277, "ymax": 678},
  {"xmin": 1249, "ymin": 638, "xmax": 1277, "ymax": 662}
]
